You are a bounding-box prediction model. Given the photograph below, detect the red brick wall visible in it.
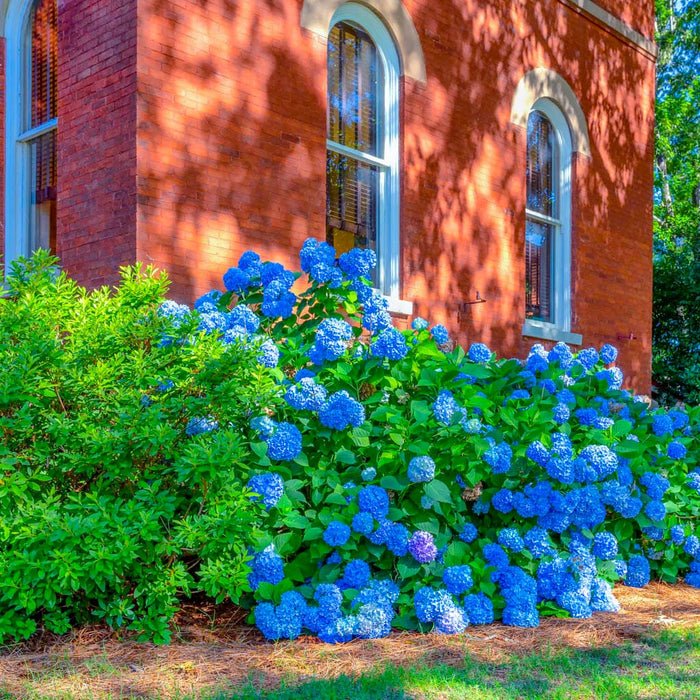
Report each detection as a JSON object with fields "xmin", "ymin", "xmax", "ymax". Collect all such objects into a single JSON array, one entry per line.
[
  {"xmin": 56, "ymin": 0, "xmax": 137, "ymax": 287},
  {"xmin": 0, "ymin": 37, "xmax": 5, "ymax": 265},
  {"xmin": 580, "ymin": 0, "xmax": 655, "ymax": 39},
  {"xmin": 135, "ymin": 0, "xmax": 654, "ymax": 392}
]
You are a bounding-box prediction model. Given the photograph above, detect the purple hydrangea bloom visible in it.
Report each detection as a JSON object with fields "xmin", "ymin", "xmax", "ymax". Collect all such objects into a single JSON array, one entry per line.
[{"xmin": 408, "ymin": 531, "xmax": 438, "ymax": 563}]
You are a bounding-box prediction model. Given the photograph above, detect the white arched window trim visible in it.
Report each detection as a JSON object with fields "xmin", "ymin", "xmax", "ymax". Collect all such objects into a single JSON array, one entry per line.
[
  {"xmin": 521, "ymin": 98, "xmax": 582, "ymax": 346},
  {"xmin": 3, "ymin": 0, "xmax": 57, "ymax": 269},
  {"xmin": 327, "ymin": 3, "xmax": 411, "ymax": 314}
]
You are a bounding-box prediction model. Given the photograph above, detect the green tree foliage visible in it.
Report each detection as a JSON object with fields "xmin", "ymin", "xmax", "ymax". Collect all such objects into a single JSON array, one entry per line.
[
  {"xmin": 0, "ymin": 253, "xmax": 278, "ymax": 643},
  {"xmin": 653, "ymin": 0, "xmax": 700, "ymax": 403}
]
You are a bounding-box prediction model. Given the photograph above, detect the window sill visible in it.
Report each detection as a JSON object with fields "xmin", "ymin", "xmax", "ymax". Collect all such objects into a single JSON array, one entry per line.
[
  {"xmin": 522, "ymin": 319, "xmax": 582, "ymax": 346},
  {"xmin": 385, "ymin": 296, "xmax": 413, "ymax": 316}
]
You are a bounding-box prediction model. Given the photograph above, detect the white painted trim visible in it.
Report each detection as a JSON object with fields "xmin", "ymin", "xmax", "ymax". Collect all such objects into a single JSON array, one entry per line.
[
  {"xmin": 384, "ymin": 295, "xmax": 412, "ymax": 315},
  {"xmin": 526, "ymin": 98, "xmax": 574, "ymax": 337},
  {"xmin": 301, "ymin": 0, "xmax": 426, "ymax": 83},
  {"xmin": 327, "ymin": 2, "xmax": 402, "ymax": 302},
  {"xmin": 511, "ymin": 68, "xmax": 591, "ymax": 158},
  {"xmin": 522, "ymin": 319, "xmax": 582, "ymax": 346},
  {"xmin": 4, "ymin": 0, "xmax": 35, "ymax": 267},
  {"xmin": 559, "ymin": 0, "xmax": 656, "ymax": 57}
]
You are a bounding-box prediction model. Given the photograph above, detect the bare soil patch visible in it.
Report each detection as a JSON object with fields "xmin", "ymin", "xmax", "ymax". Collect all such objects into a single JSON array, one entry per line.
[{"xmin": 1, "ymin": 582, "xmax": 699, "ymax": 699}]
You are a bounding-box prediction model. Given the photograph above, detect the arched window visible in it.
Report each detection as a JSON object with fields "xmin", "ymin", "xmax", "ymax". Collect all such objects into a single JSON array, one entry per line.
[
  {"xmin": 4, "ymin": 0, "xmax": 58, "ymax": 265},
  {"xmin": 524, "ymin": 99, "xmax": 573, "ymax": 337},
  {"xmin": 326, "ymin": 3, "xmax": 400, "ymax": 298}
]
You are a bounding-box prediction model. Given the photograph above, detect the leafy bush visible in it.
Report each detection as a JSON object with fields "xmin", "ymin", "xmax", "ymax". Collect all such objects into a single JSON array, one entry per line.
[
  {"xmin": 0, "ymin": 252, "xmax": 280, "ymax": 642},
  {"xmin": 201, "ymin": 240, "xmax": 700, "ymax": 641}
]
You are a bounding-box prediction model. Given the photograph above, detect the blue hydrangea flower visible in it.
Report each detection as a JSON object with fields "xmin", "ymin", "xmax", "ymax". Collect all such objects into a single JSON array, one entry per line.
[
  {"xmin": 339, "ymin": 248, "xmax": 376, "ymax": 279},
  {"xmin": 238, "ymin": 250, "xmax": 262, "ymax": 277},
  {"xmin": 526, "ymin": 352, "xmax": 549, "ymax": 373},
  {"xmin": 194, "ymin": 290, "xmax": 222, "ymax": 311},
  {"xmin": 459, "ymin": 523, "xmax": 478, "ymax": 543},
  {"xmin": 553, "ymin": 403, "xmax": 570, "ymax": 424},
  {"xmin": 412, "ymin": 317, "xmax": 429, "ymax": 331},
  {"xmin": 319, "ymin": 390, "xmax": 365, "ymax": 430},
  {"xmin": 625, "ymin": 555, "xmax": 650, "ymax": 587},
  {"xmin": 464, "ymin": 593, "xmax": 494, "ymax": 624},
  {"xmin": 578, "ymin": 445, "xmax": 618, "ymax": 481},
  {"xmin": 254, "ymin": 602, "xmax": 280, "ymax": 639},
  {"xmin": 312, "ymin": 318, "xmax": 353, "ymax": 362},
  {"xmin": 670, "ymin": 525, "xmax": 685, "ymax": 545},
  {"xmin": 385, "ymin": 523, "xmax": 409, "ymax": 556},
  {"xmin": 640, "ymin": 472, "xmax": 670, "ymax": 500},
  {"xmin": 524, "ymin": 527, "xmax": 555, "ymax": 559},
  {"xmin": 249, "ymin": 545, "xmax": 284, "ymax": 590},
  {"xmin": 358, "ymin": 486, "xmax": 389, "ymax": 519},
  {"xmin": 352, "ymin": 512, "xmax": 374, "ymax": 535},
  {"xmin": 592, "ymin": 532, "xmax": 618, "ymax": 560},
  {"xmin": 590, "ymin": 579, "xmax": 620, "ymax": 613},
  {"xmin": 299, "ymin": 238, "xmax": 337, "ymax": 282},
  {"xmin": 526, "ymin": 440, "xmax": 549, "ymax": 467},
  {"xmin": 248, "ymin": 472, "xmax": 284, "ymax": 510},
  {"xmin": 669, "ymin": 410, "xmax": 690, "ymax": 431},
  {"xmin": 285, "ymin": 377, "xmax": 328, "ymax": 411},
  {"xmin": 643, "ymin": 526, "xmax": 664, "ymax": 541},
  {"xmin": 185, "ymin": 416, "xmax": 218, "ymax": 435},
  {"xmin": 497, "ymin": 528, "xmax": 525, "ymax": 553},
  {"xmin": 483, "ymin": 543, "xmax": 509, "ymax": 570},
  {"xmin": 548, "ymin": 342, "xmax": 574, "ymax": 368},
  {"xmin": 684, "ymin": 535, "xmax": 700, "ymax": 558},
  {"xmin": 323, "ymin": 521, "xmax": 351, "ymax": 547},
  {"xmin": 667, "ymin": 441, "xmax": 687, "ymax": 460},
  {"xmin": 223, "ymin": 267, "xmax": 251, "ymax": 293},
  {"xmin": 227, "ymin": 304, "xmax": 259, "ymax": 333},
  {"xmin": 483, "ymin": 440, "xmax": 513, "ymax": 474},
  {"xmin": 492, "ymin": 488, "xmax": 514, "ymax": 514},
  {"xmin": 371, "ymin": 327, "xmax": 408, "ymax": 360},
  {"xmin": 433, "ymin": 390, "xmax": 466, "ymax": 426},
  {"xmin": 545, "ymin": 456, "xmax": 574, "ymax": 485},
  {"xmin": 600, "ymin": 344, "xmax": 618, "ymax": 364},
  {"xmin": 257, "ymin": 339, "xmax": 280, "ymax": 368},
  {"xmin": 407, "ymin": 456, "xmax": 436, "ymax": 483},
  {"xmin": 362, "ymin": 292, "xmax": 392, "ymax": 332},
  {"xmin": 361, "ymin": 466, "xmax": 377, "ymax": 481},
  {"xmin": 264, "ymin": 422, "xmax": 302, "ymax": 461},
  {"xmin": 251, "ymin": 415, "xmax": 275, "ymax": 437},
  {"xmin": 652, "ymin": 414, "xmax": 674, "ymax": 437},
  {"xmin": 198, "ymin": 310, "xmax": 229, "ymax": 334},
  {"xmin": 355, "ymin": 603, "xmax": 393, "ymax": 639},
  {"xmin": 414, "ymin": 587, "xmax": 455, "ymax": 623},
  {"xmin": 443, "ymin": 565, "xmax": 474, "ymax": 596},
  {"xmin": 468, "ymin": 343, "xmax": 492, "ymax": 363},
  {"xmin": 431, "ymin": 325, "xmax": 449, "ymax": 344},
  {"xmin": 576, "ymin": 347, "xmax": 600, "ymax": 371},
  {"xmin": 408, "ymin": 531, "xmax": 438, "ymax": 563},
  {"xmin": 557, "ymin": 388, "xmax": 576, "ymax": 405},
  {"xmin": 645, "ymin": 500, "xmax": 666, "ymax": 522},
  {"xmin": 434, "ymin": 606, "xmax": 468, "ymax": 634},
  {"xmin": 339, "ymin": 562, "xmax": 370, "ymax": 593},
  {"xmin": 688, "ymin": 471, "xmax": 700, "ymax": 491}
]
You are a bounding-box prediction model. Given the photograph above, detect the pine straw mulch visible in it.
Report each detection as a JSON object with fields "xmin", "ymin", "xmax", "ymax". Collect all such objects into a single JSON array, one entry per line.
[{"xmin": 1, "ymin": 582, "xmax": 699, "ymax": 700}]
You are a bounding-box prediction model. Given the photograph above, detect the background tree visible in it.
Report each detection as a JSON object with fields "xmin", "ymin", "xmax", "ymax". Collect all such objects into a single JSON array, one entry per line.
[{"xmin": 653, "ymin": 0, "xmax": 700, "ymax": 404}]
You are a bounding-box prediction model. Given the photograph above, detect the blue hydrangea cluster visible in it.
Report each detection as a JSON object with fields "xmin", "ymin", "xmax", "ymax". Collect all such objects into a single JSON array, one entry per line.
[
  {"xmin": 431, "ymin": 325, "xmax": 450, "ymax": 344},
  {"xmin": 371, "ymin": 327, "xmax": 409, "ymax": 360},
  {"xmin": 324, "ymin": 521, "xmax": 351, "ymax": 547},
  {"xmin": 248, "ymin": 472, "xmax": 284, "ymax": 510},
  {"xmin": 185, "ymin": 416, "xmax": 218, "ymax": 435},
  {"xmin": 319, "ymin": 390, "xmax": 365, "ymax": 430},
  {"xmin": 299, "ymin": 238, "xmax": 341, "ymax": 285},
  {"xmin": 285, "ymin": 377, "xmax": 327, "ymax": 411},
  {"xmin": 407, "ymin": 456, "xmax": 436, "ymax": 483},
  {"xmin": 338, "ymin": 248, "xmax": 377, "ymax": 279},
  {"xmin": 468, "ymin": 343, "xmax": 492, "ymax": 363},
  {"xmin": 433, "ymin": 390, "xmax": 467, "ymax": 426},
  {"xmin": 483, "ymin": 440, "xmax": 513, "ymax": 474},
  {"xmin": 310, "ymin": 318, "xmax": 353, "ymax": 363},
  {"xmin": 259, "ymin": 421, "xmax": 302, "ymax": 461}
]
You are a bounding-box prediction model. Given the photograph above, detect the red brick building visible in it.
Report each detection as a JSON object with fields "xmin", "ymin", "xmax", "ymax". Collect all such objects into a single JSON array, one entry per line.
[{"xmin": 0, "ymin": 0, "xmax": 656, "ymax": 390}]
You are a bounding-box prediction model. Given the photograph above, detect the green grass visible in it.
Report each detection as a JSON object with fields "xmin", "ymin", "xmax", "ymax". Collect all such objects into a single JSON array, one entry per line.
[{"xmin": 223, "ymin": 625, "xmax": 700, "ymax": 700}]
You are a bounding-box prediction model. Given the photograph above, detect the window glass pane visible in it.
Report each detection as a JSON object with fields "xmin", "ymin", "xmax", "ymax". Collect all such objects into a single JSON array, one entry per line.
[
  {"xmin": 30, "ymin": 0, "xmax": 58, "ymax": 129},
  {"xmin": 327, "ymin": 22, "xmax": 381, "ymax": 156},
  {"xmin": 525, "ymin": 218, "xmax": 552, "ymax": 322},
  {"xmin": 326, "ymin": 151, "xmax": 378, "ymax": 274},
  {"xmin": 526, "ymin": 112, "xmax": 557, "ymax": 218},
  {"xmin": 28, "ymin": 129, "xmax": 57, "ymax": 253}
]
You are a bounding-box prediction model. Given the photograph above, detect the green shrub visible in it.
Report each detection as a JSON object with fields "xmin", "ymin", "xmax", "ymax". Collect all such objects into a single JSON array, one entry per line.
[{"xmin": 0, "ymin": 252, "xmax": 278, "ymax": 643}]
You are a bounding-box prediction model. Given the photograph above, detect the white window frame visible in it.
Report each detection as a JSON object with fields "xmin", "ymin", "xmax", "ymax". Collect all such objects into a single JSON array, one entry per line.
[
  {"xmin": 4, "ymin": 0, "xmax": 58, "ymax": 268},
  {"xmin": 522, "ymin": 98, "xmax": 582, "ymax": 346},
  {"xmin": 327, "ymin": 3, "xmax": 411, "ymax": 314}
]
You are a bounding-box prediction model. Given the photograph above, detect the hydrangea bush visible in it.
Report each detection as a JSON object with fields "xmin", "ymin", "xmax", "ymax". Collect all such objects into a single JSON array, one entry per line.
[
  {"xmin": 204, "ymin": 239, "xmax": 700, "ymax": 641},
  {"xmin": 3, "ymin": 242, "xmax": 700, "ymax": 645}
]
